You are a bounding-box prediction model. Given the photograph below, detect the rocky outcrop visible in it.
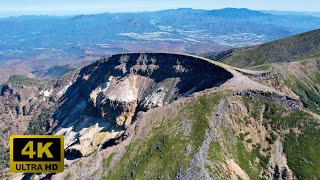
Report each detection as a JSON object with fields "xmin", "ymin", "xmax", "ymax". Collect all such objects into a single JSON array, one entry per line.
[{"xmin": 236, "ymin": 89, "xmax": 302, "ymax": 110}]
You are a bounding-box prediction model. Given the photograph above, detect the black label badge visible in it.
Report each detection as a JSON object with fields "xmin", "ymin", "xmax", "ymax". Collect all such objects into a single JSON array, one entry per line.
[{"xmin": 10, "ymin": 135, "xmax": 64, "ymax": 173}]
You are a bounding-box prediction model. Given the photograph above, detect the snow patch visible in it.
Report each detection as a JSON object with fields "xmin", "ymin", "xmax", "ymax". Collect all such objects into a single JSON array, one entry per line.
[
  {"xmin": 44, "ymin": 89, "xmax": 53, "ymax": 97},
  {"xmin": 58, "ymin": 83, "xmax": 72, "ymax": 97}
]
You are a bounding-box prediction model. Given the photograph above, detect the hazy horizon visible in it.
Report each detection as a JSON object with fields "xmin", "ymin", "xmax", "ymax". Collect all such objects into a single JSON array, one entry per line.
[
  {"xmin": 0, "ymin": 0, "xmax": 320, "ymax": 18},
  {"xmin": 1, "ymin": 8, "xmax": 320, "ymax": 19}
]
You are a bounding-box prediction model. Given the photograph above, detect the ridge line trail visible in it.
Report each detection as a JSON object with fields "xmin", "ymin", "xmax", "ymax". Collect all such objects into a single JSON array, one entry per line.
[{"xmin": 195, "ymin": 55, "xmax": 286, "ymax": 96}]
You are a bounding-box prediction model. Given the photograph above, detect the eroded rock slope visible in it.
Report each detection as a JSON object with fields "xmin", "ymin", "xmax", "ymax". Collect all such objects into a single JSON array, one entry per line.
[{"xmin": 51, "ymin": 53, "xmax": 233, "ymax": 158}]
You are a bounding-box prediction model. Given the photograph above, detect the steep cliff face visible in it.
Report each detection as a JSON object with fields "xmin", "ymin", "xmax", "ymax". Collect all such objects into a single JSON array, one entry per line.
[{"xmin": 51, "ymin": 53, "xmax": 234, "ymax": 158}]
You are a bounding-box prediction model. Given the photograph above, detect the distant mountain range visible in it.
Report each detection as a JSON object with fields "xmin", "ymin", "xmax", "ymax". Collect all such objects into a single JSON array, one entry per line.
[
  {"xmin": 1, "ymin": 8, "xmax": 320, "ymax": 83},
  {"xmin": 262, "ymin": 10, "xmax": 320, "ymax": 17}
]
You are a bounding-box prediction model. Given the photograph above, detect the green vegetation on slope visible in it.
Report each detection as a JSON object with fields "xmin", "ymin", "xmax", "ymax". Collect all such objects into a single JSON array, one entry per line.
[
  {"xmin": 206, "ymin": 140, "xmax": 230, "ymax": 178},
  {"xmin": 206, "ymin": 95, "xmax": 267, "ymax": 179},
  {"xmin": 263, "ymin": 97, "xmax": 320, "ymax": 179},
  {"xmin": 0, "ymin": 144, "xmax": 9, "ymax": 170},
  {"xmin": 102, "ymin": 92, "xmax": 225, "ymax": 179},
  {"xmin": 44, "ymin": 65, "xmax": 76, "ymax": 78},
  {"xmin": 252, "ymin": 64, "xmax": 272, "ymax": 71},
  {"xmin": 101, "ymin": 152, "xmax": 115, "ymax": 173},
  {"xmin": 207, "ymin": 125, "xmax": 262, "ymax": 179},
  {"xmin": 242, "ymin": 96, "xmax": 264, "ymax": 121},
  {"xmin": 112, "ymin": 134, "xmax": 189, "ymax": 179},
  {"xmin": 208, "ymin": 96, "xmax": 320, "ymax": 179},
  {"xmin": 8, "ymin": 75, "xmax": 42, "ymax": 87},
  {"xmin": 27, "ymin": 109, "xmax": 52, "ymax": 135},
  {"xmin": 284, "ymin": 127, "xmax": 320, "ymax": 179},
  {"xmin": 257, "ymin": 97, "xmax": 320, "ymax": 179},
  {"xmin": 264, "ymin": 103, "xmax": 314, "ymax": 129},
  {"xmin": 235, "ymin": 138, "xmax": 264, "ymax": 179},
  {"xmin": 284, "ymin": 75, "xmax": 320, "ymax": 114},
  {"xmin": 191, "ymin": 94, "xmax": 225, "ymax": 148},
  {"xmin": 210, "ymin": 29, "xmax": 320, "ymax": 67}
]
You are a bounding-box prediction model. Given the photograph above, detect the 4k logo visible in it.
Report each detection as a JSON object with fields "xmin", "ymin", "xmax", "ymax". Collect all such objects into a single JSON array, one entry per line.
[
  {"xmin": 10, "ymin": 135, "xmax": 64, "ymax": 173},
  {"xmin": 21, "ymin": 141, "xmax": 53, "ymax": 159}
]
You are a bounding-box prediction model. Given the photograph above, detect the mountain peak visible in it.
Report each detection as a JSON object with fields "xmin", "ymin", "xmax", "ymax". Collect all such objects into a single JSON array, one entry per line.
[{"xmin": 207, "ymin": 8, "xmax": 268, "ymax": 17}]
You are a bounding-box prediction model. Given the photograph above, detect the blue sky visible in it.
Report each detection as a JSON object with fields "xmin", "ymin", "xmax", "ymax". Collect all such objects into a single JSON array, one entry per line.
[{"xmin": 0, "ymin": 0, "xmax": 319, "ymax": 16}]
